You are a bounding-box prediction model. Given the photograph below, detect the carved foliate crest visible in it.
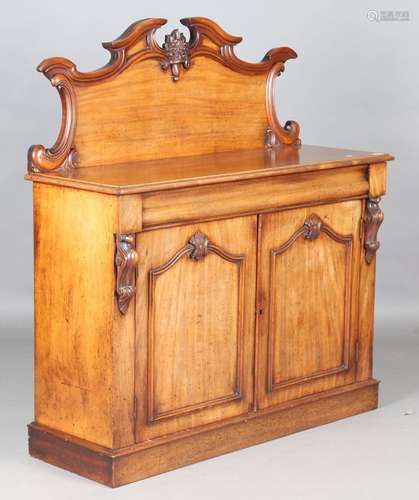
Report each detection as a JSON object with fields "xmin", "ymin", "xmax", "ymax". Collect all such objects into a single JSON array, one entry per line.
[
  {"xmin": 161, "ymin": 29, "xmax": 190, "ymax": 81},
  {"xmin": 272, "ymin": 214, "xmax": 353, "ymax": 264}
]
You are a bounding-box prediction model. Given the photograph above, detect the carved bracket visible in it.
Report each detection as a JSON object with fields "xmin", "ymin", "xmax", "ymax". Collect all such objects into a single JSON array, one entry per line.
[
  {"xmin": 161, "ymin": 29, "xmax": 190, "ymax": 81},
  {"xmin": 115, "ymin": 234, "xmax": 138, "ymax": 314},
  {"xmin": 363, "ymin": 198, "xmax": 384, "ymax": 264}
]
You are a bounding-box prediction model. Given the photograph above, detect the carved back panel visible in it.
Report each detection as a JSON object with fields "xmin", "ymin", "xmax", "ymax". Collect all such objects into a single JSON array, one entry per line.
[{"xmin": 28, "ymin": 17, "xmax": 300, "ymax": 172}]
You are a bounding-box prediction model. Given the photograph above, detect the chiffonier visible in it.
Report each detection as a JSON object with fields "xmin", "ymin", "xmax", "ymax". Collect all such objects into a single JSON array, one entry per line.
[{"xmin": 26, "ymin": 17, "xmax": 393, "ymax": 487}]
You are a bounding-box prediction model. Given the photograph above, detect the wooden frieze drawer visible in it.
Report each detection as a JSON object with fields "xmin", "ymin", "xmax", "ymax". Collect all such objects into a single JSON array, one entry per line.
[{"xmin": 25, "ymin": 17, "xmax": 393, "ymax": 487}]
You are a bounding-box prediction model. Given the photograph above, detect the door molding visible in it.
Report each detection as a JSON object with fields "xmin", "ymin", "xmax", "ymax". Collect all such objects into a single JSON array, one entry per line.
[
  {"xmin": 147, "ymin": 232, "xmax": 246, "ymax": 423},
  {"xmin": 267, "ymin": 214, "xmax": 353, "ymax": 392}
]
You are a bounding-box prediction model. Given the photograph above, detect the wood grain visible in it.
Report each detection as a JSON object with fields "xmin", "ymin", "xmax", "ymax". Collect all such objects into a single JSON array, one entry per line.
[
  {"xmin": 117, "ymin": 194, "xmax": 142, "ymax": 233},
  {"xmin": 257, "ymin": 201, "xmax": 362, "ymax": 408},
  {"xmin": 141, "ymin": 166, "xmax": 369, "ymax": 229},
  {"xmin": 26, "ymin": 145, "xmax": 393, "ymax": 195},
  {"xmin": 357, "ymin": 199, "xmax": 378, "ymax": 381},
  {"xmin": 268, "ymin": 214, "xmax": 352, "ymax": 390},
  {"xmin": 28, "ymin": 17, "xmax": 301, "ymax": 172},
  {"xmin": 135, "ymin": 216, "xmax": 257, "ymax": 440},
  {"xmin": 26, "ymin": 17, "xmax": 392, "ymax": 487},
  {"xmin": 74, "ymin": 58, "xmax": 267, "ymax": 166},
  {"xmin": 28, "ymin": 380, "xmax": 379, "ymax": 487},
  {"xmin": 369, "ymin": 162, "xmax": 387, "ymax": 197},
  {"xmin": 147, "ymin": 237, "xmax": 244, "ymax": 422},
  {"xmin": 33, "ymin": 184, "xmax": 135, "ymax": 448}
]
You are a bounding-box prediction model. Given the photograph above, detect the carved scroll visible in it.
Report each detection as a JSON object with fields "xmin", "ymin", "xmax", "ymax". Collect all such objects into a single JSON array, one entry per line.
[
  {"xmin": 272, "ymin": 214, "xmax": 352, "ymax": 256},
  {"xmin": 150, "ymin": 231, "xmax": 243, "ymax": 278},
  {"xmin": 265, "ymin": 62, "xmax": 300, "ymax": 147},
  {"xmin": 115, "ymin": 234, "xmax": 138, "ymax": 314},
  {"xmin": 363, "ymin": 198, "xmax": 384, "ymax": 264},
  {"xmin": 182, "ymin": 17, "xmax": 300, "ymax": 146},
  {"xmin": 27, "ymin": 74, "xmax": 77, "ymax": 173}
]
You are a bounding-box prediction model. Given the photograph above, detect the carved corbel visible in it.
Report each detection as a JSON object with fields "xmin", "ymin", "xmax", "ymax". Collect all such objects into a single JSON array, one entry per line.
[
  {"xmin": 115, "ymin": 234, "xmax": 138, "ymax": 314},
  {"xmin": 363, "ymin": 198, "xmax": 384, "ymax": 264}
]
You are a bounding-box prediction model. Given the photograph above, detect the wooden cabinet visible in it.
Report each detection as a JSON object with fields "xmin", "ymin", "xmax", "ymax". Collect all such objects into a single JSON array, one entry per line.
[{"xmin": 26, "ymin": 18, "xmax": 393, "ymax": 487}]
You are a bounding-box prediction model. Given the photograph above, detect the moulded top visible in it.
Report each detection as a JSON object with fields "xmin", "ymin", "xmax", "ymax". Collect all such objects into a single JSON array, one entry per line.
[{"xmin": 25, "ymin": 145, "xmax": 394, "ymax": 195}]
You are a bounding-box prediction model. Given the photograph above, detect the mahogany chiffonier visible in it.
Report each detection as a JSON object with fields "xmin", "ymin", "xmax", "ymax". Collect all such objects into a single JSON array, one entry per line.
[{"xmin": 25, "ymin": 17, "xmax": 393, "ymax": 487}]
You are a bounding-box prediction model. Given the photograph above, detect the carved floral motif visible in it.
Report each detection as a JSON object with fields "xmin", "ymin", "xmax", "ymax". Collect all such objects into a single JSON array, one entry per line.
[{"xmin": 161, "ymin": 29, "xmax": 190, "ymax": 81}]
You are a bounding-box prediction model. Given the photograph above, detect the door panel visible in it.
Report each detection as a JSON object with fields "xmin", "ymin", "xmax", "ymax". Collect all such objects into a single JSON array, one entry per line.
[
  {"xmin": 135, "ymin": 216, "xmax": 257, "ymax": 441},
  {"xmin": 257, "ymin": 201, "xmax": 362, "ymax": 408}
]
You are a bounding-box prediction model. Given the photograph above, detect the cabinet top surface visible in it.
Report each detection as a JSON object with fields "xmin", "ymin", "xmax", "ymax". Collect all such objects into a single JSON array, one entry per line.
[{"xmin": 26, "ymin": 145, "xmax": 393, "ymax": 195}]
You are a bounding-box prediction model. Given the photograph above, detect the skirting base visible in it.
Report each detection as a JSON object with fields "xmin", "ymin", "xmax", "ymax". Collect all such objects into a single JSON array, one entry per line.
[{"xmin": 28, "ymin": 379, "xmax": 379, "ymax": 487}]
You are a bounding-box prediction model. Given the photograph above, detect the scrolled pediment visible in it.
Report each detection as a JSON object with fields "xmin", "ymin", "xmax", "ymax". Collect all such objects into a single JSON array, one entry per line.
[{"xmin": 28, "ymin": 17, "xmax": 300, "ymax": 173}]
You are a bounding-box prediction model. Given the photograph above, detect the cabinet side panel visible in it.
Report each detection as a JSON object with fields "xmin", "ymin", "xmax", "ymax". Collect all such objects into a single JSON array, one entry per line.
[
  {"xmin": 33, "ymin": 184, "xmax": 117, "ymax": 447},
  {"xmin": 357, "ymin": 259, "xmax": 376, "ymax": 381},
  {"xmin": 357, "ymin": 199, "xmax": 377, "ymax": 381}
]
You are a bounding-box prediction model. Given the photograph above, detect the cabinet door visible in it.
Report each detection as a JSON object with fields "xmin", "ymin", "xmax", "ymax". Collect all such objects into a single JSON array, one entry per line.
[
  {"xmin": 135, "ymin": 216, "xmax": 257, "ymax": 441},
  {"xmin": 257, "ymin": 201, "xmax": 362, "ymax": 409}
]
